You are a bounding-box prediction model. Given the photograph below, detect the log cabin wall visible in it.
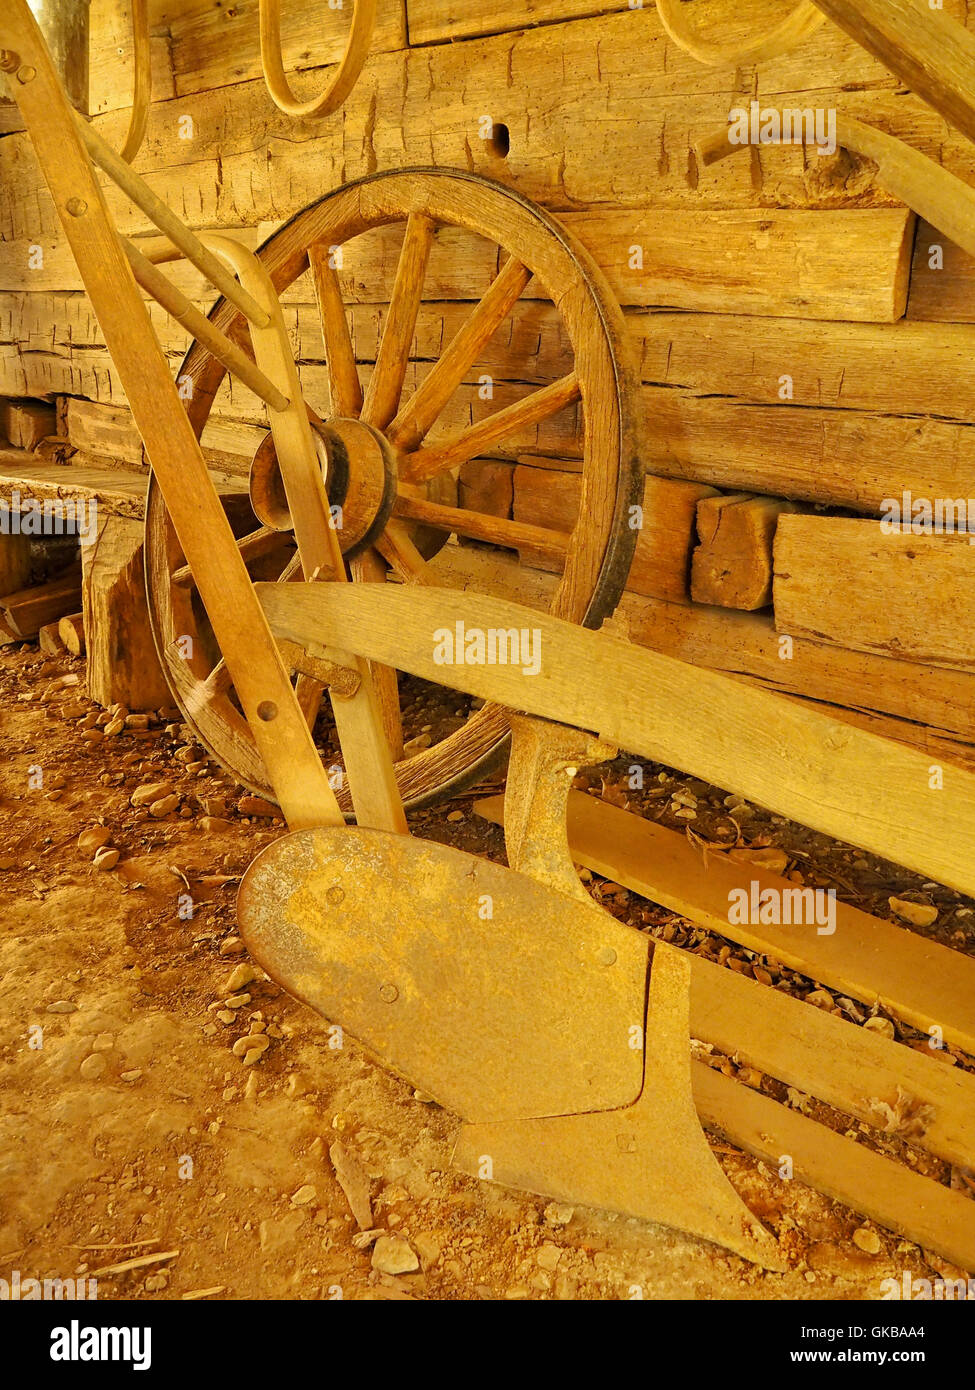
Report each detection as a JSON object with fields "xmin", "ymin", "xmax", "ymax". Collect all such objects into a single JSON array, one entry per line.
[{"xmin": 1, "ymin": 0, "xmax": 974, "ymax": 761}]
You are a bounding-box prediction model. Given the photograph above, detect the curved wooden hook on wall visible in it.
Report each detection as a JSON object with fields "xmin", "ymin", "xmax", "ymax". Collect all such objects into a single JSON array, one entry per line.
[
  {"xmin": 114, "ymin": 0, "xmax": 151, "ymax": 162},
  {"xmin": 655, "ymin": 0, "xmax": 825, "ymax": 66},
  {"xmin": 259, "ymin": 0, "xmax": 376, "ymax": 120}
]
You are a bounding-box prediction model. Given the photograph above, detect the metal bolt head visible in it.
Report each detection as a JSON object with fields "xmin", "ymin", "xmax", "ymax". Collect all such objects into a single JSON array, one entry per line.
[
  {"xmin": 325, "ymin": 884, "xmax": 345, "ymax": 907},
  {"xmin": 65, "ymin": 197, "xmax": 88, "ymax": 218},
  {"xmin": 379, "ymin": 983, "xmax": 398, "ymax": 1004},
  {"xmin": 0, "ymin": 51, "xmax": 21, "ymax": 74},
  {"xmin": 597, "ymin": 946, "xmax": 617, "ymax": 967},
  {"xmin": 16, "ymin": 65, "xmax": 36, "ymax": 84}
]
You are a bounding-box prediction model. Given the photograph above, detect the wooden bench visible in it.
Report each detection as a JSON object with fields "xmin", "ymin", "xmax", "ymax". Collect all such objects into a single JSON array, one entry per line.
[{"xmin": 0, "ymin": 446, "xmax": 247, "ymax": 710}]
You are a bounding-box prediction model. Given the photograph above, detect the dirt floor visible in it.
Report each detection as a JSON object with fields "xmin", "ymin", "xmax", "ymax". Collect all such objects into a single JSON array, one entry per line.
[{"xmin": 1, "ymin": 639, "xmax": 973, "ymax": 1302}]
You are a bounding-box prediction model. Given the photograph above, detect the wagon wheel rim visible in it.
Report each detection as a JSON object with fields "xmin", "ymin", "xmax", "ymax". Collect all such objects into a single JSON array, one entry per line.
[{"xmin": 145, "ymin": 168, "xmax": 643, "ymax": 811}]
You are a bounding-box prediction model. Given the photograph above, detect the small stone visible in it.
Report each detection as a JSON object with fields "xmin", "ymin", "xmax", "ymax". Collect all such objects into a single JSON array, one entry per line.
[
  {"xmin": 863, "ymin": 1015, "xmax": 895, "ymax": 1040},
  {"xmin": 91, "ymin": 1033, "xmax": 114, "ymax": 1052},
  {"xmin": 403, "ymin": 733, "xmax": 432, "ymax": 755},
  {"xmin": 215, "ymin": 1011, "xmax": 236, "ymax": 1024},
  {"xmin": 175, "ymin": 745, "xmax": 204, "ymax": 764},
  {"xmin": 222, "ymin": 964, "xmax": 259, "ymax": 994},
  {"xmin": 728, "ymin": 846, "xmax": 790, "ymax": 874},
  {"xmin": 238, "ymin": 795, "xmax": 280, "ymax": 818},
  {"xmin": 120, "ymin": 1070, "xmax": 142, "ymax": 1082},
  {"xmin": 889, "ymin": 897, "xmax": 938, "ymax": 928},
  {"xmin": 371, "ymin": 1234, "xmax": 419, "ymax": 1275},
  {"xmin": 149, "ymin": 794, "xmax": 180, "ymax": 818},
  {"xmin": 131, "ymin": 781, "xmax": 175, "ymax": 808},
  {"xmin": 201, "ymin": 797, "xmax": 227, "ymax": 818},
  {"xmin": 79, "ymin": 1053, "xmax": 107, "ymax": 1080},
  {"xmin": 241, "ymin": 1047, "xmax": 264, "ymax": 1066},
  {"xmin": 290, "ymin": 1184, "xmax": 317, "ymax": 1207},
  {"xmin": 199, "ymin": 816, "xmax": 233, "ymax": 832},
  {"xmin": 92, "ymin": 847, "xmax": 120, "ymax": 871},
  {"xmin": 125, "ymin": 714, "xmax": 151, "ymax": 730},
  {"xmin": 223, "ymin": 992, "xmax": 251, "ymax": 1008},
  {"xmin": 80, "ymin": 729, "xmax": 103, "ymax": 743},
  {"xmin": 103, "ymin": 717, "xmax": 125, "ymax": 736},
  {"xmin": 233, "ymin": 1033, "xmax": 270, "ymax": 1058},
  {"xmin": 446, "ymin": 810, "xmax": 464, "ymax": 822},
  {"xmin": 853, "ymin": 1227, "xmax": 882, "ymax": 1255},
  {"xmin": 219, "ymin": 937, "xmax": 245, "ymax": 957},
  {"xmin": 536, "ymin": 1242, "xmax": 563, "ymax": 1271},
  {"xmin": 544, "ymin": 1202, "xmax": 574, "ymax": 1227},
  {"xmin": 46, "ymin": 1000, "xmax": 78, "ymax": 1014},
  {"xmin": 805, "ymin": 988, "xmax": 835, "ymax": 1012}
]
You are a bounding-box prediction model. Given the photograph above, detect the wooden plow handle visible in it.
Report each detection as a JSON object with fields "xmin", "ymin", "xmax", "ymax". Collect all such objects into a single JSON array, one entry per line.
[
  {"xmin": 259, "ymin": 0, "xmax": 376, "ymax": 120},
  {"xmin": 655, "ymin": 0, "xmax": 825, "ymax": 66}
]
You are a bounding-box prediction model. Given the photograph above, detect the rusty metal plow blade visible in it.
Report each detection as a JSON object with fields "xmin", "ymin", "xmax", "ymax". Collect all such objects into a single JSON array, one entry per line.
[{"xmin": 238, "ymin": 825, "xmax": 783, "ymax": 1268}]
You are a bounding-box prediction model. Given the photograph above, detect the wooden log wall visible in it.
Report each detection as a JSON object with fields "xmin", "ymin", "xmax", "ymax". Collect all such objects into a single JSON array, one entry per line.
[{"xmin": 2, "ymin": 0, "xmax": 975, "ymax": 759}]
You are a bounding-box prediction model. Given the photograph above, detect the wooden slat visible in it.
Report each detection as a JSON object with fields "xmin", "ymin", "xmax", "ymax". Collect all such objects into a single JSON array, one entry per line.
[
  {"xmin": 476, "ymin": 790, "xmax": 975, "ymax": 1055},
  {"xmin": 908, "ymin": 220, "xmax": 975, "ymax": 323},
  {"xmin": 694, "ymin": 1064, "xmax": 975, "ymax": 1273},
  {"xmin": 774, "ymin": 516, "xmax": 975, "ymax": 671}
]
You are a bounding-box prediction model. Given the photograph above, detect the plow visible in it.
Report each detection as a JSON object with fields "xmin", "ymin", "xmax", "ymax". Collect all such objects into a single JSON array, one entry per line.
[{"xmin": 4, "ymin": 0, "xmax": 975, "ymax": 1278}]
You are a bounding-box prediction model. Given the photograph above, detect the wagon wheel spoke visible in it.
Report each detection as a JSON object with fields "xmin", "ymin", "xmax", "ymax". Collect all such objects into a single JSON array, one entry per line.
[
  {"xmin": 360, "ymin": 213, "xmax": 436, "ymax": 432},
  {"xmin": 393, "ymin": 492, "xmax": 568, "ymax": 565},
  {"xmin": 351, "ymin": 546, "xmax": 404, "ymax": 760},
  {"xmin": 201, "ymin": 658, "xmax": 233, "ymax": 704},
  {"xmin": 172, "ymin": 524, "xmax": 285, "ymax": 587},
  {"xmin": 294, "ymin": 673, "xmax": 325, "ymax": 731},
  {"xmin": 309, "ymin": 242, "xmax": 364, "ymax": 419},
  {"xmin": 386, "ymin": 256, "xmax": 533, "ymax": 454},
  {"xmin": 276, "ymin": 550, "xmax": 304, "ymax": 583},
  {"xmin": 399, "ymin": 372, "xmax": 581, "ymax": 485}
]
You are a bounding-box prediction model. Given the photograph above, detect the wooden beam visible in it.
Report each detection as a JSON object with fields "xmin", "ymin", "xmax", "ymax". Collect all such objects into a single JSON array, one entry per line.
[
  {"xmin": 513, "ymin": 465, "xmax": 718, "ymax": 604},
  {"xmin": 259, "ymin": 578, "xmax": 975, "ymax": 897},
  {"xmin": 691, "ymin": 493, "xmax": 799, "ymax": 610},
  {"xmin": 774, "ymin": 516, "xmax": 975, "ymax": 671}
]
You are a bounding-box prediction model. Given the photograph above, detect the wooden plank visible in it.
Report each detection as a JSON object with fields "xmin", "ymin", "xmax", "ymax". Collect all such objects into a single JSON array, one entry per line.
[
  {"xmin": 694, "ymin": 1064, "xmax": 975, "ymax": 1272},
  {"xmin": 0, "ymin": 451, "xmax": 246, "ymax": 520},
  {"xmin": 65, "ymin": 398, "xmax": 145, "ymax": 467},
  {"xmin": 0, "ymin": 568, "xmax": 82, "ymax": 638},
  {"xmin": 513, "ymin": 465, "xmax": 718, "ymax": 603},
  {"xmin": 258, "ymin": 578, "xmax": 975, "ymax": 897},
  {"xmin": 476, "ymin": 789, "xmax": 975, "ymax": 1056},
  {"xmin": 407, "ymin": 0, "xmax": 634, "ymax": 44},
  {"xmin": 1, "ymin": 0, "xmax": 344, "ymax": 833},
  {"xmin": 774, "ymin": 516, "xmax": 975, "ymax": 671}
]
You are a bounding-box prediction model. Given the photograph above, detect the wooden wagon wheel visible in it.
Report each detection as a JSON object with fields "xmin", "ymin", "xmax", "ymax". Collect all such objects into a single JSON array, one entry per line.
[{"xmin": 145, "ymin": 169, "xmax": 643, "ymax": 811}]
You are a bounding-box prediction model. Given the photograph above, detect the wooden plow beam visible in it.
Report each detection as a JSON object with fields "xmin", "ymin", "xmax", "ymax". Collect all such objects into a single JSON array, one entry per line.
[{"xmin": 259, "ymin": 579, "xmax": 975, "ymax": 900}]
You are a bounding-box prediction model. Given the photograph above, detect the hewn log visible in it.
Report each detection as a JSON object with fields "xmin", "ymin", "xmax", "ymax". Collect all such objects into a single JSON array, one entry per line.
[
  {"xmin": 81, "ymin": 514, "xmax": 171, "ymax": 710},
  {"xmin": 0, "ymin": 566, "xmax": 82, "ymax": 638},
  {"xmin": 691, "ymin": 493, "xmax": 799, "ymax": 610},
  {"xmin": 57, "ymin": 610, "xmax": 85, "ymax": 656},
  {"xmin": 774, "ymin": 516, "xmax": 975, "ymax": 670},
  {"xmin": 0, "ymin": 398, "xmax": 56, "ymax": 450},
  {"xmin": 0, "ymin": 529, "xmax": 32, "ymax": 595},
  {"xmin": 513, "ymin": 464, "xmax": 718, "ymax": 603}
]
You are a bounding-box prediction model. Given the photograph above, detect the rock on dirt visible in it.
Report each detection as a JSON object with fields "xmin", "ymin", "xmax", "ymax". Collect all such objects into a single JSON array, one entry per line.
[{"xmin": 371, "ymin": 1234, "xmax": 419, "ymax": 1275}]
